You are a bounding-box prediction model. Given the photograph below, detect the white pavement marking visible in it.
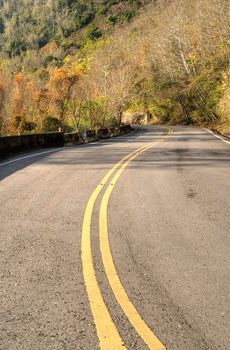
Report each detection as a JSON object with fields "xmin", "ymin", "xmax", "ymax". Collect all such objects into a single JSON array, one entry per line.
[
  {"xmin": 204, "ymin": 128, "xmax": 230, "ymax": 145},
  {"xmin": 0, "ymin": 148, "xmax": 64, "ymax": 167}
]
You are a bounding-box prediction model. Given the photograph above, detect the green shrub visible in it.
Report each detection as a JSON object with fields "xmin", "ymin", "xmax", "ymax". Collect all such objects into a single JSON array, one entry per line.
[{"xmin": 43, "ymin": 117, "xmax": 60, "ymax": 132}]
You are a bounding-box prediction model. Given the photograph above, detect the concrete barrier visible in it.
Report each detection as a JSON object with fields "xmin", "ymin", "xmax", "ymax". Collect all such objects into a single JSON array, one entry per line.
[
  {"xmin": 0, "ymin": 132, "xmax": 64, "ymax": 159},
  {"xmin": 98, "ymin": 128, "xmax": 111, "ymax": 139},
  {"xmin": 86, "ymin": 130, "xmax": 97, "ymax": 143},
  {"xmin": 64, "ymin": 132, "xmax": 84, "ymax": 146},
  {"xmin": 0, "ymin": 124, "xmax": 133, "ymax": 159},
  {"xmin": 110, "ymin": 127, "xmax": 120, "ymax": 137},
  {"xmin": 119, "ymin": 124, "xmax": 132, "ymax": 134}
]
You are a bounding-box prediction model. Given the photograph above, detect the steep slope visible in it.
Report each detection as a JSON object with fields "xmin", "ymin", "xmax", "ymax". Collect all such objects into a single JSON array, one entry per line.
[
  {"xmin": 0, "ymin": 0, "xmax": 151, "ymax": 57},
  {"xmin": 0, "ymin": 0, "xmax": 229, "ymax": 136}
]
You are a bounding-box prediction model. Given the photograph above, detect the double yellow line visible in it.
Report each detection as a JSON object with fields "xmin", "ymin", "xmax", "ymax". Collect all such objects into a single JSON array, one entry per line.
[{"xmin": 81, "ymin": 128, "xmax": 173, "ymax": 349}]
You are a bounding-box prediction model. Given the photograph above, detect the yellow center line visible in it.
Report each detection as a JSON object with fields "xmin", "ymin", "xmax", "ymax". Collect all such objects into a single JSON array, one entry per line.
[
  {"xmin": 99, "ymin": 129, "xmax": 173, "ymax": 350},
  {"xmin": 81, "ymin": 128, "xmax": 173, "ymax": 349}
]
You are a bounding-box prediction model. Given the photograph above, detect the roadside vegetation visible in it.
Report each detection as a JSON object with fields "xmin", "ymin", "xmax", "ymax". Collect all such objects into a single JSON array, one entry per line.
[{"xmin": 0, "ymin": 0, "xmax": 229, "ymax": 136}]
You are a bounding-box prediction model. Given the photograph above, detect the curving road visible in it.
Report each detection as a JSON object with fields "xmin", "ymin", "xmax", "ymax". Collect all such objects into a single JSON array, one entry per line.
[{"xmin": 0, "ymin": 126, "xmax": 229, "ymax": 350}]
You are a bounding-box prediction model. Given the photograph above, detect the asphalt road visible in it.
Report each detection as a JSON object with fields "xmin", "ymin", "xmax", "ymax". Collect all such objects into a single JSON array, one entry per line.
[{"xmin": 0, "ymin": 126, "xmax": 229, "ymax": 350}]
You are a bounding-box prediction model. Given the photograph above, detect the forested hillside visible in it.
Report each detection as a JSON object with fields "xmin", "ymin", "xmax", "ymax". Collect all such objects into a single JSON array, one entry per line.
[{"xmin": 0, "ymin": 0, "xmax": 229, "ymax": 136}]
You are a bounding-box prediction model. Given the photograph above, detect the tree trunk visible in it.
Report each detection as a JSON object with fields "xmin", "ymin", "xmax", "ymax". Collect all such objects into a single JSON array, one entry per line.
[
  {"xmin": 178, "ymin": 95, "xmax": 190, "ymax": 124},
  {"xmin": 117, "ymin": 105, "xmax": 123, "ymax": 126}
]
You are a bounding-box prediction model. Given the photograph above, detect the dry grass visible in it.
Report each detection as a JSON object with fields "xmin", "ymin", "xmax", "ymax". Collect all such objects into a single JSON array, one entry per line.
[{"xmin": 213, "ymin": 85, "xmax": 230, "ymax": 137}]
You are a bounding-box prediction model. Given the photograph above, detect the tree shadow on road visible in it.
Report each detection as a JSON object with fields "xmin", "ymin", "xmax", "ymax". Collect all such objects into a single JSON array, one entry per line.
[{"xmin": 0, "ymin": 127, "xmax": 228, "ymax": 182}]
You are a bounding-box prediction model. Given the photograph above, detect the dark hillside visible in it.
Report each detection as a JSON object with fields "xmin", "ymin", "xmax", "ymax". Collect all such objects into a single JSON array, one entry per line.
[{"xmin": 0, "ymin": 0, "xmax": 151, "ymax": 57}]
